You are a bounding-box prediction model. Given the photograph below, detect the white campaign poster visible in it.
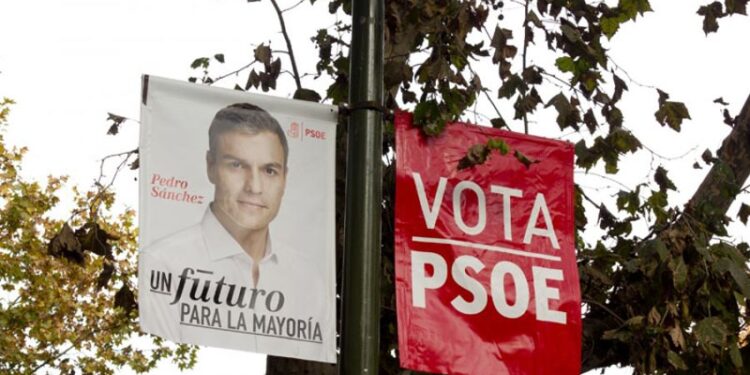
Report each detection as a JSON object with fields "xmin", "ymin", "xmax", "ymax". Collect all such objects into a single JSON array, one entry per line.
[{"xmin": 138, "ymin": 75, "xmax": 337, "ymax": 363}]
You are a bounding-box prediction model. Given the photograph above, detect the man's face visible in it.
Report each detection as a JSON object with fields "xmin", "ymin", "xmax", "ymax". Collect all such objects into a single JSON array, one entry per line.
[{"xmin": 207, "ymin": 130, "xmax": 286, "ymax": 233}]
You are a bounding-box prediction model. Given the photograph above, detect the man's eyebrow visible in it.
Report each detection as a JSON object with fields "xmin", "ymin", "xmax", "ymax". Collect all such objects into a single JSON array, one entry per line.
[
  {"xmin": 219, "ymin": 154, "xmax": 240, "ymax": 160},
  {"xmin": 219, "ymin": 154, "xmax": 284, "ymax": 169},
  {"xmin": 263, "ymin": 162, "xmax": 284, "ymax": 170}
]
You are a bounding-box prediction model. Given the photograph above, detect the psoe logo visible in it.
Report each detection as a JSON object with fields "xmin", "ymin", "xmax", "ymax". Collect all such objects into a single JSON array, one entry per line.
[
  {"xmin": 287, "ymin": 122, "xmax": 301, "ymax": 138},
  {"xmin": 305, "ymin": 128, "xmax": 327, "ymax": 140}
]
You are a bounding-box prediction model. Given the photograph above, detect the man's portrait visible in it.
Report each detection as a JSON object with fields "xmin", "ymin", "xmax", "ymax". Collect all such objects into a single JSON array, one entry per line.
[
  {"xmin": 206, "ymin": 103, "xmax": 288, "ymax": 286},
  {"xmin": 138, "ymin": 76, "xmax": 336, "ymax": 363}
]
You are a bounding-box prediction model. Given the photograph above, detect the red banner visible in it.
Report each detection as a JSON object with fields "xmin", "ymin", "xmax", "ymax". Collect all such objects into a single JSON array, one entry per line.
[{"xmin": 395, "ymin": 111, "xmax": 581, "ymax": 374}]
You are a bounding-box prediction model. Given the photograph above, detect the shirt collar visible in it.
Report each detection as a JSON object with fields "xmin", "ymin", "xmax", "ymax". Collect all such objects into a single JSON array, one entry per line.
[{"xmin": 201, "ymin": 207, "xmax": 279, "ymax": 264}]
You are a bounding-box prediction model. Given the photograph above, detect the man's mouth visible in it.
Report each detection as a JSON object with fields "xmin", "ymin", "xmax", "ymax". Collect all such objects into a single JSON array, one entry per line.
[{"xmin": 238, "ymin": 200, "xmax": 267, "ymax": 209}]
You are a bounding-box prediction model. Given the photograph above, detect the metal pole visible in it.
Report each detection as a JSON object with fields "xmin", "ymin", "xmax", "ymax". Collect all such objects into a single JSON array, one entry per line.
[{"xmin": 340, "ymin": 0, "xmax": 383, "ymax": 373}]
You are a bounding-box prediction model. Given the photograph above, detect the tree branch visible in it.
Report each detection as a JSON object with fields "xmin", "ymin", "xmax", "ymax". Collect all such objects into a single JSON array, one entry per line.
[
  {"xmin": 581, "ymin": 93, "xmax": 750, "ymax": 372},
  {"xmin": 282, "ymin": 0, "xmax": 305, "ymax": 12},
  {"xmin": 465, "ymin": 62, "xmax": 507, "ymax": 130},
  {"xmin": 270, "ymin": 0, "xmax": 302, "ymax": 91},
  {"xmin": 68, "ymin": 148, "xmax": 138, "ymax": 222},
  {"xmin": 686, "ymin": 93, "xmax": 750, "ymax": 216},
  {"xmin": 212, "ymin": 61, "xmax": 256, "ymax": 84}
]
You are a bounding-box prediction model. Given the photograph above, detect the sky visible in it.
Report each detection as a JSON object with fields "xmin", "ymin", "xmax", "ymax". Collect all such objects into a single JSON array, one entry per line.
[{"xmin": 1, "ymin": 0, "xmax": 749, "ymax": 374}]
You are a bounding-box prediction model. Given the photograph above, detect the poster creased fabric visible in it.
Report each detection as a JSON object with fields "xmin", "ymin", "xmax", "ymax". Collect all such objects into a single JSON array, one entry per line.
[
  {"xmin": 138, "ymin": 76, "xmax": 337, "ymax": 363},
  {"xmin": 394, "ymin": 111, "xmax": 581, "ymax": 374}
]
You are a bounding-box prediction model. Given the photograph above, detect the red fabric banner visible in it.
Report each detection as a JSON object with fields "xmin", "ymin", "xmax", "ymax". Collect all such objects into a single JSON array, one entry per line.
[{"xmin": 395, "ymin": 111, "xmax": 581, "ymax": 374}]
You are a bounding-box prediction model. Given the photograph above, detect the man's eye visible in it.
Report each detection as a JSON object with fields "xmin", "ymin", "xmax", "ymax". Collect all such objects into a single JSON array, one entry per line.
[
  {"xmin": 229, "ymin": 161, "xmax": 242, "ymax": 168},
  {"xmin": 265, "ymin": 167, "xmax": 278, "ymax": 176}
]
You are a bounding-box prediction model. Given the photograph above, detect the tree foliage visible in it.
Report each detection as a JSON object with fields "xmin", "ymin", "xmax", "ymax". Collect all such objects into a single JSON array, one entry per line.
[
  {"xmin": 0, "ymin": 99, "xmax": 197, "ymax": 374},
  {"xmin": 216, "ymin": 1, "xmax": 748, "ymax": 374},
  {"xmin": 4, "ymin": 0, "xmax": 750, "ymax": 374}
]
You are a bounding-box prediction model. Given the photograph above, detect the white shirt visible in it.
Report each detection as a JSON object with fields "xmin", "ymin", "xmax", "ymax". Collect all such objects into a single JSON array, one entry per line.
[{"xmin": 138, "ymin": 208, "xmax": 335, "ymax": 363}]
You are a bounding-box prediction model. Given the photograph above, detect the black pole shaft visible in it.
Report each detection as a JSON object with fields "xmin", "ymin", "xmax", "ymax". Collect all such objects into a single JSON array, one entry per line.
[{"xmin": 340, "ymin": 0, "xmax": 383, "ymax": 373}]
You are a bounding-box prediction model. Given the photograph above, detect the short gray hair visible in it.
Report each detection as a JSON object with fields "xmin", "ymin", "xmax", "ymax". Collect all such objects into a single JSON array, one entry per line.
[{"xmin": 208, "ymin": 103, "xmax": 288, "ymax": 166}]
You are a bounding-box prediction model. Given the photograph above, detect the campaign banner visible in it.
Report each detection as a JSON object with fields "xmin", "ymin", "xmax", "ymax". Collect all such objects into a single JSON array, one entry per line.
[
  {"xmin": 138, "ymin": 76, "xmax": 337, "ymax": 363},
  {"xmin": 394, "ymin": 111, "xmax": 580, "ymax": 374}
]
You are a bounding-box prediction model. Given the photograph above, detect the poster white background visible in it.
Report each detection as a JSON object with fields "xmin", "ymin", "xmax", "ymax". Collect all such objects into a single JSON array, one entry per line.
[
  {"xmin": 139, "ymin": 75, "xmax": 337, "ymax": 362},
  {"xmin": 140, "ymin": 76, "xmax": 337, "ymax": 252}
]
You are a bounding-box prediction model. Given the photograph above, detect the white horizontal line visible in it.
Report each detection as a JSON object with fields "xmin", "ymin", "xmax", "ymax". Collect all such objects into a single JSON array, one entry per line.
[{"xmin": 411, "ymin": 236, "xmax": 562, "ymax": 262}]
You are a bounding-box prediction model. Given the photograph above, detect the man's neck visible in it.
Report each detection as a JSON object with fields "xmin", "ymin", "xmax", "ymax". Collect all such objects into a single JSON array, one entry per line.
[{"xmin": 210, "ymin": 204, "xmax": 268, "ymax": 262}]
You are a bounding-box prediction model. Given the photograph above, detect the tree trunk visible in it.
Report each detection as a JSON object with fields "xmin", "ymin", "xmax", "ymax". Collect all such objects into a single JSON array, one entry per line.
[{"xmin": 686, "ymin": 93, "xmax": 750, "ymax": 216}]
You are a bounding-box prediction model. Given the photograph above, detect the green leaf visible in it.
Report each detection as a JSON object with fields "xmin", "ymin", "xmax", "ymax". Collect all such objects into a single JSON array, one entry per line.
[
  {"xmin": 213, "ymin": 53, "xmax": 225, "ymax": 63},
  {"xmin": 727, "ymin": 260, "xmax": 750, "ymax": 299},
  {"xmin": 624, "ymin": 315, "xmax": 644, "ymax": 326},
  {"xmin": 490, "ymin": 117, "xmax": 508, "ymax": 129},
  {"xmin": 527, "ymin": 11, "xmax": 543, "ymax": 28},
  {"xmin": 129, "ymin": 157, "xmax": 139, "ymax": 170},
  {"xmin": 667, "ymin": 351, "xmax": 688, "ymax": 370},
  {"xmin": 487, "ymin": 138, "xmax": 509, "ymax": 155},
  {"xmin": 697, "ymin": 2, "xmax": 725, "ymax": 34},
  {"xmin": 514, "ymin": 150, "xmax": 539, "ymax": 169},
  {"xmin": 617, "ymin": 189, "xmax": 641, "ymax": 215},
  {"xmin": 726, "ymin": 0, "xmax": 748, "ymax": 14},
  {"xmin": 513, "ymin": 88, "xmax": 543, "ymax": 119},
  {"xmin": 246, "ymin": 69, "xmax": 260, "ymax": 90},
  {"xmin": 655, "ymin": 101, "xmax": 691, "ymax": 131},
  {"xmin": 413, "ymin": 100, "xmax": 445, "ymax": 136},
  {"xmin": 458, "ymin": 144, "xmax": 490, "ymax": 170},
  {"xmin": 384, "ymin": 61, "xmax": 411, "ymax": 89},
  {"xmin": 612, "ymin": 74, "xmax": 628, "ymax": 103},
  {"xmin": 601, "ymin": 17, "xmax": 621, "ymax": 39},
  {"xmin": 646, "ymin": 239, "xmax": 669, "ymax": 261},
  {"xmin": 326, "ymin": 74, "xmax": 348, "ymax": 104},
  {"xmin": 730, "ymin": 343, "xmax": 743, "ymax": 368},
  {"xmin": 737, "ymin": 203, "xmax": 750, "ymax": 225},
  {"xmin": 560, "ymin": 24, "xmax": 582, "ymax": 42},
  {"xmin": 654, "ymin": 166, "xmax": 676, "ymax": 192},
  {"xmin": 694, "ymin": 317, "xmax": 727, "ymax": 347},
  {"xmin": 598, "ymin": 204, "xmax": 615, "ymax": 230},
  {"xmin": 292, "ymin": 88, "xmax": 322, "ymax": 102},
  {"xmin": 656, "ymin": 88, "xmax": 670, "ymax": 105},
  {"xmin": 498, "ymin": 74, "xmax": 524, "ymax": 99},
  {"xmin": 490, "ymin": 27, "xmax": 517, "ymax": 65},
  {"xmin": 555, "ymin": 57, "xmax": 575, "ymax": 73},
  {"xmin": 401, "ymin": 88, "xmax": 417, "ymax": 104},
  {"xmin": 254, "ymin": 44, "xmax": 272, "ymax": 65},
  {"xmin": 107, "ymin": 124, "xmax": 119, "ymax": 136},
  {"xmin": 714, "ymin": 96, "xmax": 730, "ymax": 105},
  {"xmin": 583, "ymin": 109, "xmax": 598, "ymax": 133},
  {"xmin": 620, "ymin": 0, "xmax": 653, "ymax": 20},
  {"xmin": 522, "ymin": 66, "xmax": 543, "ymax": 85},
  {"xmin": 546, "ymin": 93, "xmax": 579, "ymax": 130},
  {"xmin": 604, "ymin": 106, "xmax": 624, "ymax": 128},
  {"xmin": 670, "ymin": 256, "xmax": 687, "ymax": 291},
  {"xmin": 190, "ymin": 57, "xmax": 209, "ymax": 69}
]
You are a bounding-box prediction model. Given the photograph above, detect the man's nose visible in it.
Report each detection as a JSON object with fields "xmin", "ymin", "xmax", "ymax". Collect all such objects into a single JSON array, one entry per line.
[{"xmin": 243, "ymin": 168, "xmax": 263, "ymax": 193}]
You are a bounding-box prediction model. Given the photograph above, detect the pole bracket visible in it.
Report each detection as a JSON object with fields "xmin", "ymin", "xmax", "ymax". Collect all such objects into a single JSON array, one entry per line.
[{"xmin": 339, "ymin": 101, "xmax": 394, "ymax": 122}]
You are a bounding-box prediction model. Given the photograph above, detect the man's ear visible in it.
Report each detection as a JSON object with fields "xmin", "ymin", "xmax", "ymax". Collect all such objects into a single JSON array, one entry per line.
[{"xmin": 206, "ymin": 150, "xmax": 216, "ymax": 184}]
